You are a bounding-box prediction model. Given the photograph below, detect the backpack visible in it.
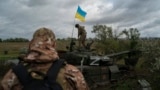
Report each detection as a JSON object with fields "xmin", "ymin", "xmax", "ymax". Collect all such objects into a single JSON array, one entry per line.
[{"xmin": 12, "ymin": 59, "xmax": 64, "ymax": 90}]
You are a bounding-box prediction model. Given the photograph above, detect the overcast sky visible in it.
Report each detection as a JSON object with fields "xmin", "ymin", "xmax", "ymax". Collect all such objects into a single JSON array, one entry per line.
[{"xmin": 0, "ymin": 0, "xmax": 160, "ymax": 40}]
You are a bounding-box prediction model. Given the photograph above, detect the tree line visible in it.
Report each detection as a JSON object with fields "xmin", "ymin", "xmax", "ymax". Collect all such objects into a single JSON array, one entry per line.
[
  {"xmin": 91, "ymin": 24, "xmax": 141, "ymax": 54},
  {"xmin": 0, "ymin": 38, "xmax": 29, "ymax": 42}
]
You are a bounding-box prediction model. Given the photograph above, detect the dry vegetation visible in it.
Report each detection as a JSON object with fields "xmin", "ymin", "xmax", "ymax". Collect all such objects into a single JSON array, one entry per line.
[{"xmin": 0, "ymin": 41, "xmax": 70, "ymax": 55}]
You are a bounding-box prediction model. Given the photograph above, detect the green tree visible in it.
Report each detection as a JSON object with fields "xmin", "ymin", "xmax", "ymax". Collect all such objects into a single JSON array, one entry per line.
[
  {"xmin": 91, "ymin": 24, "xmax": 122, "ymax": 54},
  {"xmin": 3, "ymin": 38, "xmax": 29, "ymax": 42},
  {"xmin": 91, "ymin": 25, "xmax": 141, "ymax": 55},
  {"xmin": 122, "ymin": 28, "xmax": 140, "ymax": 50}
]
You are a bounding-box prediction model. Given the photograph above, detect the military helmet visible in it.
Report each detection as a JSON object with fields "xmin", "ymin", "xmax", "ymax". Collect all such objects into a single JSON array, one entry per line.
[
  {"xmin": 29, "ymin": 27, "xmax": 56, "ymax": 51},
  {"xmin": 33, "ymin": 27, "xmax": 56, "ymax": 42}
]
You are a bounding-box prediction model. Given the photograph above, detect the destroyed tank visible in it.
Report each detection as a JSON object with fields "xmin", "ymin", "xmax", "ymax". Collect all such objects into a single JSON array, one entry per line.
[{"xmin": 57, "ymin": 40, "xmax": 141, "ymax": 88}]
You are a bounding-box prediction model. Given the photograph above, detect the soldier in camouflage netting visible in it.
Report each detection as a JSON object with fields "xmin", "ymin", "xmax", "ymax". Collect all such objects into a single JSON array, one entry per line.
[{"xmin": 0, "ymin": 27, "xmax": 89, "ymax": 90}]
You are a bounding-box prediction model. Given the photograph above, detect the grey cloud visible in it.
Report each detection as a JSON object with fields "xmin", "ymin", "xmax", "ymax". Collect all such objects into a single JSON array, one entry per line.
[
  {"xmin": 88, "ymin": 0, "xmax": 160, "ymax": 32},
  {"xmin": 0, "ymin": 0, "xmax": 160, "ymax": 39},
  {"xmin": 142, "ymin": 19, "xmax": 160, "ymax": 30},
  {"xmin": 18, "ymin": 0, "xmax": 51, "ymax": 7}
]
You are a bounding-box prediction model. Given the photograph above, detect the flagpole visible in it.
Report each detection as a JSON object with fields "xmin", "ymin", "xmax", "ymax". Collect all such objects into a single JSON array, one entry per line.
[
  {"xmin": 69, "ymin": 18, "xmax": 76, "ymax": 52},
  {"xmin": 71, "ymin": 19, "xmax": 76, "ymax": 38}
]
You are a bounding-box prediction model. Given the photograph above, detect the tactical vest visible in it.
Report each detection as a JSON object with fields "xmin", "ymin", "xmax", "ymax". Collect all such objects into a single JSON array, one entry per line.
[{"xmin": 12, "ymin": 59, "xmax": 64, "ymax": 90}]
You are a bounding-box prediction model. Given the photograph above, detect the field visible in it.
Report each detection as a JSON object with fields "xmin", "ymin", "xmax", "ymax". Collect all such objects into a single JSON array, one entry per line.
[{"xmin": 0, "ymin": 41, "xmax": 70, "ymax": 58}]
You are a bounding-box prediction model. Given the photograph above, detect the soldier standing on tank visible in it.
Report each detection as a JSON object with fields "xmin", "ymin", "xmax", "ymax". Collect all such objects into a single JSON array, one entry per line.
[{"xmin": 75, "ymin": 24, "xmax": 87, "ymax": 48}]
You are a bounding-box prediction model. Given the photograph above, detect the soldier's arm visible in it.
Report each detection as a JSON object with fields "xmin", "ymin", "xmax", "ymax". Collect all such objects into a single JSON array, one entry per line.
[
  {"xmin": 1, "ymin": 69, "xmax": 22, "ymax": 90},
  {"xmin": 64, "ymin": 64, "xmax": 90, "ymax": 90}
]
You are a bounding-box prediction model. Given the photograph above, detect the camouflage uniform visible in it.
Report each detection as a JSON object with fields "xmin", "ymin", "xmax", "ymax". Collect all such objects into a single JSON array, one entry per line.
[
  {"xmin": 0, "ymin": 27, "xmax": 89, "ymax": 90},
  {"xmin": 77, "ymin": 25, "xmax": 86, "ymax": 48}
]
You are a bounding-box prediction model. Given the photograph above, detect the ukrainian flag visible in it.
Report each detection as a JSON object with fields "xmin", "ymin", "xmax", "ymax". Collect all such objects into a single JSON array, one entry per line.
[{"xmin": 75, "ymin": 6, "xmax": 87, "ymax": 22}]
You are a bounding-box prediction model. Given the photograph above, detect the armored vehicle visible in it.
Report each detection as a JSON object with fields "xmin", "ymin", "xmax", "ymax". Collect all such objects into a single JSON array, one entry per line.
[{"xmin": 57, "ymin": 40, "xmax": 141, "ymax": 89}]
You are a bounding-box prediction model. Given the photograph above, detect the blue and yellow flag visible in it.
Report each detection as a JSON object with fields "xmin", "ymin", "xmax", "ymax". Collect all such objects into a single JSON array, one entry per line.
[{"xmin": 75, "ymin": 6, "xmax": 87, "ymax": 22}]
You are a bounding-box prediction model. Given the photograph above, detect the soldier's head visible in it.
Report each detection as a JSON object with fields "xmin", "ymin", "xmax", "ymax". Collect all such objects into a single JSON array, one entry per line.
[
  {"xmin": 25, "ymin": 27, "xmax": 59, "ymax": 61},
  {"xmin": 75, "ymin": 24, "xmax": 79, "ymax": 28},
  {"xmin": 29, "ymin": 27, "xmax": 56, "ymax": 50}
]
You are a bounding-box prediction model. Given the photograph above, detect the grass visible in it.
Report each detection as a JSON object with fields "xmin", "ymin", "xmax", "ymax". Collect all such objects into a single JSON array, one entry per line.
[
  {"xmin": 0, "ymin": 42, "xmax": 28, "ymax": 57},
  {"xmin": 0, "ymin": 41, "xmax": 69, "ymax": 59}
]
